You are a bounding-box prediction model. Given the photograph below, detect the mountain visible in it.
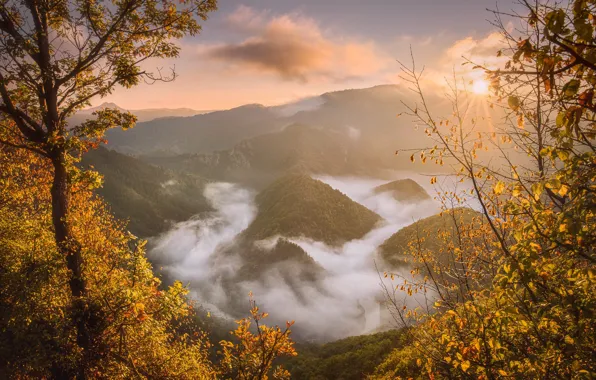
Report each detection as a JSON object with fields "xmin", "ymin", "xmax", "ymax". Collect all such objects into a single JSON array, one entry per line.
[
  {"xmin": 379, "ymin": 207, "xmax": 480, "ymax": 268},
  {"xmin": 104, "ymin": 85, "xmax": 441, "ymax": 174},
  {"xmin": 286, "ymin": 85, "xmax": 434, "ymax": 170},
  {"xmin": 242, "ymin": 173, "xmax": 383, "ymax": 246},
  {"xmin": 68, "ymin": 102, "xmax": 207, "ymax": 127},
  {"xmin": 373, "ymin": 179, "xmax": 431, "ymax": 203},
  {"xmin": 142, "ymin": 123, "xmax": 395, "ymax": 189},
  {"xmin": 105, "ymin": 104, "xmax": 284, "ymax": 155},
  {"xmin": 81, "ymin": 147, "xmax": 211, "ymax": 237}
]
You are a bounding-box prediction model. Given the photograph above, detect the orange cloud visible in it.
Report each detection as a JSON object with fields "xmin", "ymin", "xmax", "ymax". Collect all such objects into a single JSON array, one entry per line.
[{"xmin": 205, "ymin": 6, "xmax": 389, "ymax": 83}]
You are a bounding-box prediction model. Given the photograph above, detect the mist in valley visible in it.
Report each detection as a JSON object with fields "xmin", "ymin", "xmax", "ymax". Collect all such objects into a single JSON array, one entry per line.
[{"xmin": 149, "ymin": 174, "xmax": 442, "ymax": 341}]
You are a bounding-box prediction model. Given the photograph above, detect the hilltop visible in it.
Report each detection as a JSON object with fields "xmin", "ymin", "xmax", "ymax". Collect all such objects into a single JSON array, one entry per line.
[
  {"xmin": 68, "ymin": 102, "xmax": 206, "ymax": 127},
  {"xmin": 373, "ymin": 179, "xmax": 431, "ymax": 203},
  {"xmin": 242, "ymin": 173, "xmax": 383, "ymax": 245}
]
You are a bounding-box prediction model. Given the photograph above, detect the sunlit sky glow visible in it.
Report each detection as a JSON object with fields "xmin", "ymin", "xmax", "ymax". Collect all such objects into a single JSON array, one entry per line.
[{"xmin": 97, "ymin": 0, "xmax": 520, "ymax": 110}]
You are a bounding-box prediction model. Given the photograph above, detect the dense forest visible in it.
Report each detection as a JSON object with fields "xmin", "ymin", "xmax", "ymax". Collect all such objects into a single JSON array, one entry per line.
[{"xmin": 0, "ymin": 0, "xmax": 595, "ymax": 378}]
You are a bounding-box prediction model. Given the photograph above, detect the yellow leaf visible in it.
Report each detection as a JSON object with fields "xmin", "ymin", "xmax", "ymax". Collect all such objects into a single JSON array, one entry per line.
[
  {"xmin": 559, "ymin": 224, "xmax": 568, "ymax": 233},
  {"xmin": 558, "ymin": 184, "xmax": 569, "ymax": 197},
  {"xmin": 494, "ymin": 181, "xmax": 505, "ymax": 195},
  {"xmin": 461, "ymin": 360, "xmax": 471, "ymax": 373},
  {"xmin": 557, "ymin": 150, "xmax": 569, "ymax": 161}
]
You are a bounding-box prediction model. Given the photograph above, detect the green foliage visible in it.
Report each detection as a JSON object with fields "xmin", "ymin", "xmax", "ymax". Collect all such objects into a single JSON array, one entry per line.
[
  {"xmin": 81, "ymin": 146, "xmax": 212, "ymax": 237},
  {"xmin": 284, "ymin": 329, "xmax": 409, "ymax": 380},
  {"xmin": 243, "ymin": 173, "xmax": 383, "ymax": 245},
  {"xmin": 372, "ymin": 179, "xmax": 431, "ymax": 203}
]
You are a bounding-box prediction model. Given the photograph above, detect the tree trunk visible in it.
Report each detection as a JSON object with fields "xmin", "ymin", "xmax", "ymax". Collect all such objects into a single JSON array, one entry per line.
[{"xmin": 50, "ymin": 151, "xmax": 90, "ymax": 380}]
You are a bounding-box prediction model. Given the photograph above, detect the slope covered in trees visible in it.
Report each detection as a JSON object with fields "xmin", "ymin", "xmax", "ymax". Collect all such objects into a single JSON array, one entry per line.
[
  {"xmin": 242, "ymin": 173, "xmax": 383, "ymax": 245},
  {"xmin": 68, "ymin": 102, "xmax": 204, "ymax": 127},
  {"xmin": 105, "ymin": 85, "xmax": 434, "ymax": 167},
  {"xmin": 284, "ymin": 329, "xmax": 410, "ymax": 380},
  {"xmin": 81, "ymin": 147, "xmax": 212, "ymax": 237}
]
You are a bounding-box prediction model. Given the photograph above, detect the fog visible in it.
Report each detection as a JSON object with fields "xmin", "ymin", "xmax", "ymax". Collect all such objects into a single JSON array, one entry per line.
[{"xmin": 150, "ymin": 175, "xmax": 441, "ymax": 341}]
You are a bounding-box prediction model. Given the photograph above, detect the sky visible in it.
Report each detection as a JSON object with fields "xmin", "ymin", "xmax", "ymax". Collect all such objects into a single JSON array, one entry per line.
[{"xmin": 97, "ymin": 0, "xmax": 522, "ymax": 110}]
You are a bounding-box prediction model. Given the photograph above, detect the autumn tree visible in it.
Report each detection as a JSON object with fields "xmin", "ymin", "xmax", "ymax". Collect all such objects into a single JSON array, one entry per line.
[
  {"xmin": 0, "ymin": 144, "xmax": 219, "ymax": 378},
  {"xmin": 219, "ymin": 295, "xmax": 297, "ymax": 380},
  {"xmin": 375, "ymin": 0, "xmax": 595, "ymax": 378},
  {"xmin": 0, "ymin": 0, "xmax": 217, "ymax": 376}
]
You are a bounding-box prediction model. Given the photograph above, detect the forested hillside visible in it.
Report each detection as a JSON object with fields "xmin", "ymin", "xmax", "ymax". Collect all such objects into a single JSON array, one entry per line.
[
  {"xmin": 106, "ymin": 104, "xmax": 284, "ymax": 155},
  {"xmin": 284, "ymin": 329, "xmax": 411, "ymax": 380},
  {"xmin": 82, "ymin": 147, "xmax": 212, "ymax": 237}
]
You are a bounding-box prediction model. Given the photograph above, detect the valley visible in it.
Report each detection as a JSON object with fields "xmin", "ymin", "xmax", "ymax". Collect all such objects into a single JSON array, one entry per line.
[{"xmin": 80, "ymin": 86, "xmax": 460, "ymax": 344}]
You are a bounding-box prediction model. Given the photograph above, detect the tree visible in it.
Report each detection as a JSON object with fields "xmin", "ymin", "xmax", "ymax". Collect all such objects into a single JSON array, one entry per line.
[
  {"xmin": 375, "ymin": 0, "xmax": 595, "ymax": 378},
  {"xmin": 0, "ymin": 144, "xmax": 217, "ymax": 378},
  {"xmin": 0, "ymin": 0, "xmax": 216, "ymax": 377},
  {"xmin": 218, "ymin": 295, "xmax": 297, "ymax": 380}
]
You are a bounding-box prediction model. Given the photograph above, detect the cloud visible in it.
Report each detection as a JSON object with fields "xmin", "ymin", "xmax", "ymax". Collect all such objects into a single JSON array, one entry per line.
[
  {"xmin": 443, "ymin": 32, "xmax": 505, "ymax": 67},
  {"xmin": 205, "ymin": 6, "xmax": 389, "ymax": 82},
  {"xmin": 412, "ymin": 32, "xmax": 508, "ymax": 90}
]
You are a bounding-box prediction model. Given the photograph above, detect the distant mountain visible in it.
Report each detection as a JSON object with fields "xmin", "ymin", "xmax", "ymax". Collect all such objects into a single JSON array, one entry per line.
[
  {"xmin": 68, "ymin": 102, "xmax": 207, "ymax": 128},
  {"xmin": 81, "ymin": 147, "xmax": 211, "ymax": 237},
  {"xmin": 242, "ymin": 173, "xmax": 383, "ymax": 246},
  {"xmin": 373, "ymin": 179, "xmax": 431, "ymax": 203},
  {"xmin": 379, "ymin": 207, "xmax": 480, "ymax": 269},
  {"xmin": 103, "ymin": 85, "xmax": 440, "ymax": 174},
  {"xmin": 105, "ymin": 104, "xmax": 285, "ymax": 155}
]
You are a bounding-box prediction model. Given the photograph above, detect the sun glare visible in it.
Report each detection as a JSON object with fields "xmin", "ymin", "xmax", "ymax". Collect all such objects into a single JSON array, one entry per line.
[{"xmin": 472, "ymin": 79, "xmax": 490, "ymax": 95}]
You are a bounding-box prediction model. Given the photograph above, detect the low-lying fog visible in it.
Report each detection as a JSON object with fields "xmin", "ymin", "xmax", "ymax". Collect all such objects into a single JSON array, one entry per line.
[{"xmin": 149, "ymin": 174, "xmax": 448, "ymax": 341}]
